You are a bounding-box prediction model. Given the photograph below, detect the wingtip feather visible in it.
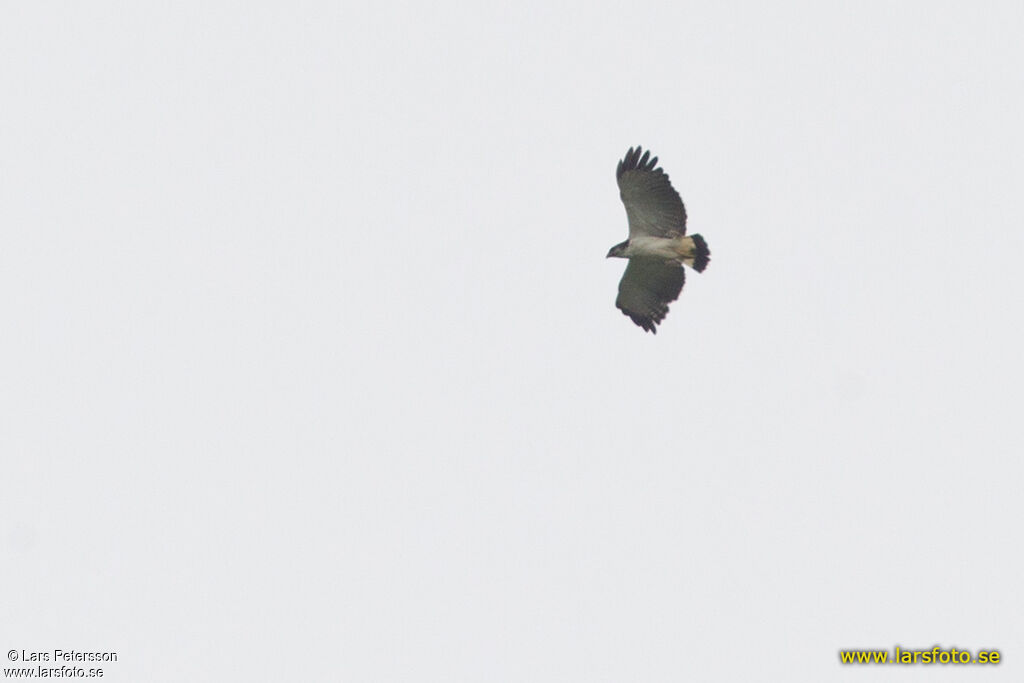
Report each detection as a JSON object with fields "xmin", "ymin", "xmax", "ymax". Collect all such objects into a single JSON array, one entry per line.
[{"xmin": 618, "ymin": 145, "xmax": 665, "ymax": 180}]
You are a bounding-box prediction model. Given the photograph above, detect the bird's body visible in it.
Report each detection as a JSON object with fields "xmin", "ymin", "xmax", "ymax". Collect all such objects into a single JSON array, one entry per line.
[
  {"xmin": 607, "ymin": 146, "xmax": 710, "ymax": 333},
  {"xmin": 615, "ymin": 234, "xmax": 705, "ymax": 265}
]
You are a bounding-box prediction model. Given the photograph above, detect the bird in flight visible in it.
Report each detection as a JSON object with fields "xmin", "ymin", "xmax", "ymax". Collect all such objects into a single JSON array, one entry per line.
[{"xmin": 607, "ymin": 146, "xmax": 710, "ymax": 333}]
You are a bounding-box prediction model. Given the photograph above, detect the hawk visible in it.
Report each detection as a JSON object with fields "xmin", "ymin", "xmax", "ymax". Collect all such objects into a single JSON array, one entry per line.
[{"xmin": 607, "ymin": 146, "xmax": 710, "ymax": 333}]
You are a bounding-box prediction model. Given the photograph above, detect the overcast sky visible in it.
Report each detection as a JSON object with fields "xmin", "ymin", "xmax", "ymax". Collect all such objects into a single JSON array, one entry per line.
[{"xmin": 3, "ymin": 2, "xmax": 1023, "ymax": 681}]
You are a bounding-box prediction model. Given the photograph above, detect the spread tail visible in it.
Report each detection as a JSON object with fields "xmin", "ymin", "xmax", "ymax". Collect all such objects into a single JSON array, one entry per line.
[{"xmin": 683, "ymin": 233, "xmax": 710, "ymax": 272}]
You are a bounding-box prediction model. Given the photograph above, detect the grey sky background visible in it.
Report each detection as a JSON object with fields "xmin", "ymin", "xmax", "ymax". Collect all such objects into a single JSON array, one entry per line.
[{"xmin": 3, "ymin": 2, "xmax": 1022, "ymax": 681}]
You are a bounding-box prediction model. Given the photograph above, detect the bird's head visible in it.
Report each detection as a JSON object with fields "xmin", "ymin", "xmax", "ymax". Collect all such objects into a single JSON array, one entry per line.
[{"xmin": 606, "ymin": 240, "xmax": 629, "ymax": 259}]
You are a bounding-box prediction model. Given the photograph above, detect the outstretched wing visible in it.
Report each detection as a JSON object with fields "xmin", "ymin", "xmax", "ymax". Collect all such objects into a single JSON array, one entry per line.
[
  {"xmin": 615, "ymin": 258, "xmax": 686, "ymax": 334},
  {"xmin": 616, "ymin": 146, "xmax": 687, "ymax": 238}
]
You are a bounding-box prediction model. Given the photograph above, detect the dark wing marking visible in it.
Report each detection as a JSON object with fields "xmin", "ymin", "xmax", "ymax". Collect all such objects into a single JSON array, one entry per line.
[
  {"xmin": 615, "ymin": 258, "xmax": 686, "ymax": 334},
  {"xmin": 616, "ymin": 146, "xmax": 687, "ymax": 239}
]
